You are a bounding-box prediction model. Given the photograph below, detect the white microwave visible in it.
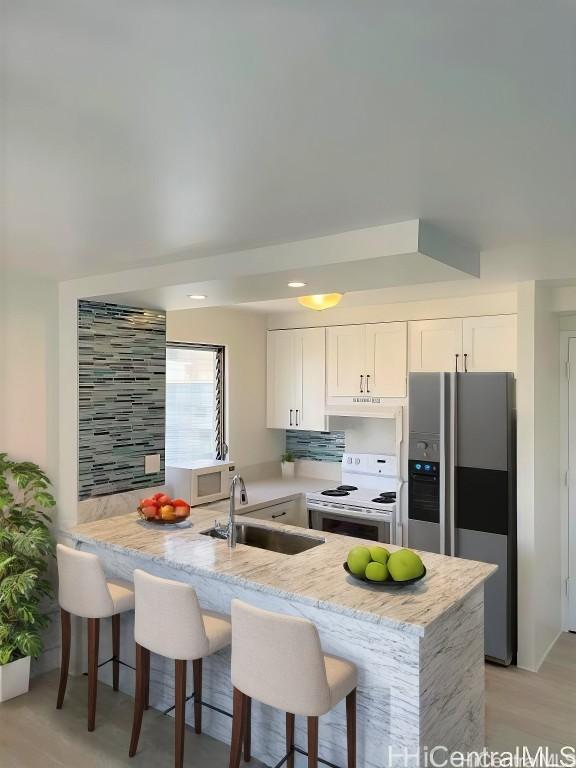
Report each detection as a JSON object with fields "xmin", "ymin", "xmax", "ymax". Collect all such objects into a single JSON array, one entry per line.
[{"xmin": 166, "ymin": 460, "xmax": 235, "ymax": 507}]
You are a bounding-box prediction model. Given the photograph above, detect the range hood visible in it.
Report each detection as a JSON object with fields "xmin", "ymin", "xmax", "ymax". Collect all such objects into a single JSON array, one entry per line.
[{"xmin": 325, "ymin": 397, "xmax": 404, "ymax": 420}]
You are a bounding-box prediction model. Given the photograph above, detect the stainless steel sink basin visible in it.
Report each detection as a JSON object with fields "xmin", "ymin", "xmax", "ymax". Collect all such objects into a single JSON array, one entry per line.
[{"xmin": 201, "ymin": 522, "xmax": 325, "ymax": 555}]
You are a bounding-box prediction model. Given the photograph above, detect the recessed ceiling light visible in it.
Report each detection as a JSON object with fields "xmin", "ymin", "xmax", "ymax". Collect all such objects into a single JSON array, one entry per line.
[
  {"xmin": 188, "ymin": 294, "xmax": 207, "ymax": 300},
  {"xmin": 288, "ymin": 281, "xmax": 307, "ymax": 288}
]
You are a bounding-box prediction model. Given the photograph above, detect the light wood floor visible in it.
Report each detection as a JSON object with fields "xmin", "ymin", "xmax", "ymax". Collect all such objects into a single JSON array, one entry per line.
[
  {"xmin": 1, "ymin": 634, "xmax": 575, "ymax": 767},
  {"xmin": 486, "ymin": 631, "xmax": 576, "ymax": 753}
]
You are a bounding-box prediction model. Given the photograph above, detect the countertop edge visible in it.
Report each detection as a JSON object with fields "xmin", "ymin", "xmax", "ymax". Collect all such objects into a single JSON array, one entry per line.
[{"xmin": 62, "ymin": 528, "xmax": 428, "ymax": 637}]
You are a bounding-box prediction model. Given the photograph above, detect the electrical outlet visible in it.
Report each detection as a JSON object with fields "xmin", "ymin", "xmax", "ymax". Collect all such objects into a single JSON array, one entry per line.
[{"xmin": 144, "ymin": 454, "xmax": 161, "ymax": 474}]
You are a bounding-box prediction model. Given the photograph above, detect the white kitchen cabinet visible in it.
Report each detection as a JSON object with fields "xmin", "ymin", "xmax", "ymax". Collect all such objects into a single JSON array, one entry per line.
[
  {"xmin": 241, "ymin": 499, "xmax": 305, "ymax": 527},
  {"xmin": 327, "ymin": 322, "xmax": 407, "ymax": 398},
  {"xmin": 365, "ymin": 323, "xmax": 407, "ymax": 397},
  {"xmin": 409, "ymin": 315, "xmax": 517, "ymax": 373},
  {"xmin": 326, "ymin": 325, "xmax": 365, "ymax": 396},
  {"xmin": 462, "ymin": 314, "xmax": 517, "ymax": 373},
  {"xmin": 409, "ymin": 318, "xmax": 463, "ymax": 373},
  {"xmin": 267, "ymin": 328, "xmax": 326, "ymax": 431}
]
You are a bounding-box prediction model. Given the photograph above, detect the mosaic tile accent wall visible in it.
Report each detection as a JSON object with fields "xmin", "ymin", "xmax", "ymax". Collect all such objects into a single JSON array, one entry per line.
[
  {"xmin": 285, "ymin": 430, "xmax": 345, "ymax": 462},
  {"xmin": 78, "ymin": 301, "xmax": 166, "ymax": 500}
]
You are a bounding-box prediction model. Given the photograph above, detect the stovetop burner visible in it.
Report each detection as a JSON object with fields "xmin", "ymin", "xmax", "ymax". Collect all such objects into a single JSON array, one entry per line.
[
  {"xmin": 337, "ymin": 485, "xmax": 358, "ymax": 492},
  {"xmin": 379, "ymin": 492, "xmax": 396, "ymax": 500},
  {"xmin": 371, "ymin": 496, "xmax": 395, "ymax": 503},
  {"xmin": 321, "ymin": 489, "xmax": 350, "ymax": 497}
]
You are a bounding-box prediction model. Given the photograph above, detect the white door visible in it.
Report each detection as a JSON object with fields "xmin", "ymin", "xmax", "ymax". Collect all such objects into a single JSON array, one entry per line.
[
  {"xmin": 409, "ymin": 318, "xmax": 463, "ymax": 372},
  {"xmin": 266, "ymin": 330, "xmax": 296, "ymax": 428},
  {"xmin": 462, "ymin": 315, "xmax": 517, "ymax": 373},
  {"xmin": 297, "ymin": 327, "xmax": 326, "ymax": 431},
  {"xmin": 568, "ymin": 338, "xmax": 576, "ymax": 630},
  {"xmin": 326, "ymin": 325, "xmax": 366, "ymax": 396},
  {"xmin": 365, "ymin": 322, "xmax": 407, "ymax": 397}
]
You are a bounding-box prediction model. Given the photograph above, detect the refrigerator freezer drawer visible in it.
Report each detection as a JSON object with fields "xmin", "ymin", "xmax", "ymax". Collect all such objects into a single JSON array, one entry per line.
[
  {"xmin": 408, "ymin": 519, "xmax": 441, "ymax": 554},
  {"xmin": 456, "ymin": 528, "xmax": 513, "ymax": 665}
]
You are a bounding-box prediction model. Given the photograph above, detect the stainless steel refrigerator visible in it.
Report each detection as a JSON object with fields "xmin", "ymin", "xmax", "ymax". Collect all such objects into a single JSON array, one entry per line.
[{"xmin": 408, "ymin": 372, "xmax": 516, "ymax": 665}]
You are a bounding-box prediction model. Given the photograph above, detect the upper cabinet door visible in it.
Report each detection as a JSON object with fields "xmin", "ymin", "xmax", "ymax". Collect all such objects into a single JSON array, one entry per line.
[
  {"xmin": 462, "ymin": 315, "xmax": 517, "ymax": 373},
  {"xmin": 365, "ymin": 322, "xmax": 407, "ymax": 397},
  {"xmin": 297, "ymin": 327, "xmax": 326, "ymax": 431},
  {"xmin": 326, "ymin": 325, "xmax": 366, "ymax": 396},
  {"xmin": 409, "ymin": 319, "xmax": 464, "ymax": 372},
  {"xmin": 266, "ymin": 330, "xmax": 296, "ymax": 428}
]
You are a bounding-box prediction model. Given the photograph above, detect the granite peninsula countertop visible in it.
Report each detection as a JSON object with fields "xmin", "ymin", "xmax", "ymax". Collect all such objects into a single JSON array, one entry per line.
[{"xmin": 66, "ymin": 494, "xmax": 496, "ymax": 637}]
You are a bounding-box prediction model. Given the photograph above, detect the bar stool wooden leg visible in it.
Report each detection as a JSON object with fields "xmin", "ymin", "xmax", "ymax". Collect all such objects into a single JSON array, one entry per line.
[
  {"xmin": 286, "ymin": 712, "xmax": 295, "ymax": 768},
  {"xmin": 229, "ymin": 687, "xmax": 246, "ymax": 768},
  {"xmin": 143, "ymin": 647, "xmax": 150, "ymax": 710},
  {"xmin": 243, "ymin": 696, "xmax": 252, "ymax": 762},
  {"xmin": 307, "ymin": 716, "xmax": 319, "ymax": 768},
  {"xmin": 346, "ymin": 688, "xmax": 356, "ymax": 768},
  {"xmin": 175, "ymin": 660, "xmax": 187, "ymax": 768},
  {"xmin": 129, "ymin": 643, "xmax": 146, "ymax": 757},
  {"xmin": 112, "ymin": 614, "xmax": 120, "ymax": 692},
  {"xmin": 87, "ymin": 618, "xmax": 100, "ymax": 732},
  {"xmin": 193, "ymin": 658, "xmax": 202, "ymax": 734},
  {"xmin": 56, "ymin": 609, "xmax": 71, "ymax": 709}
]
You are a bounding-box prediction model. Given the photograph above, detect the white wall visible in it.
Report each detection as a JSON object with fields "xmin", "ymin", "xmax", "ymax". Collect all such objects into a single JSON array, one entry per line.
[
  {"xmin": 167, "ymin": 307, "xmax": 284, "ymax": 472},
  {"xmin": 0, "ymin": 270, "xmax": 59, "ymax": 480},
  {"xmin": 516, "ymin": 282, "xmax": 562, "ymax": 670},
  {"xmin": 0, "ymin": 269, "xmax": 61, "ymax": 675},
  {"xmin": 533, "ymin": 285, "xmax": 562, "ymax": 662}
]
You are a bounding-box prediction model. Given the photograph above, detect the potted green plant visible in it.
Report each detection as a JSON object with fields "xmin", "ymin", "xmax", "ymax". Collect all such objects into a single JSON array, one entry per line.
[
  {"xmin": 281, "ymin": 450, "xmax": 296, "ymax": 479},
  {"xmin": 0, "ymin": 454, "xmax": 55, "ymax": 702}
]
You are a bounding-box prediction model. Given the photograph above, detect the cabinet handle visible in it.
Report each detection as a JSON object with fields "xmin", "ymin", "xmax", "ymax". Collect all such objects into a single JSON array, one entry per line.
[
  {"xmin": 360, "ymin": 374, "xmax": 364, "ymax": 393},
  {"xmin": 366, "ymin": 374, "xmax": 371, "ymax": 393},
  {"xmin": 289, "ymin": 409, "xmax": 293, "ymax": 426},
  {"xmin": 295, "ymin": 409, "xmax": 299, "ymax": 426},
  {"xmin": 271, "ymin": 511, "xmax": 287, "ymax": 519},
  {"xmin": 455, "ymin": 354, "xmax": 459, "ymax": 372},
  {"xmin": 464, "ymin": 353, "xmax": 468, "ymax": 373}
]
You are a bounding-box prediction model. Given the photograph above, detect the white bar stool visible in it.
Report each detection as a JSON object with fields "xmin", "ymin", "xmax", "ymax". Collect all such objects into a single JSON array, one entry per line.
[
  {"xmin": 56, "ymin": 543, "xmax": 135, "ymax": 731},
  {"xmin": 229, "ymin": 599, "xmax": 358, "ymax": 768},
  {"xmin": 129, "ymin": 569, "xmax": 232, "ymax": 768}
]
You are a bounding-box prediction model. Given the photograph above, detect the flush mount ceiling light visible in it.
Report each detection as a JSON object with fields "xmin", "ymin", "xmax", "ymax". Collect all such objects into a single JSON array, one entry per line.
[
  {"xmin": 188, "ymin": 294, "xmax": 207, "ymax": 300},
  {"xmin": 297, "ymin": 293, "xmax": 343, "ymax": 311},
  {"xmin": 287, "ymin": 281, "xmax": 307, "ymax": 288}
]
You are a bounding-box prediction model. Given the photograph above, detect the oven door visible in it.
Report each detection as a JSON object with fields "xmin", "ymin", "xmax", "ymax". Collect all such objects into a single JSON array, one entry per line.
[{"xmin": 308, "ymin": 504, "xmax": 394, "ymax": 544}]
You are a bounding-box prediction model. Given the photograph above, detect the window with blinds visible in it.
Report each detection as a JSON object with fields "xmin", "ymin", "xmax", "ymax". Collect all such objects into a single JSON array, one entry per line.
[{"xmin": 165, "ymin": 343, "xmax": 226, "ymax": 465}]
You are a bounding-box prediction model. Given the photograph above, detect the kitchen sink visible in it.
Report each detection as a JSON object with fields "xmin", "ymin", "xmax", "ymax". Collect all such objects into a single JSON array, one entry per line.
[{"xmin": 201, "ymin": 522, "xmax": 325, "ymax": 555}]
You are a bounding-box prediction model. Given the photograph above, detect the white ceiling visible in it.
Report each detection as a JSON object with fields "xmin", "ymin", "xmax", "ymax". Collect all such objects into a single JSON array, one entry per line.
[{"xmin": 4, "ymin": 1, "xmax": 576, "ymax": 281}]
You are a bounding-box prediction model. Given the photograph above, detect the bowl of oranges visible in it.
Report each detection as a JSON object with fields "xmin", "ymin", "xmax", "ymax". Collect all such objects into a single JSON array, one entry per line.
[{"xmin": 137, "ymin": 493, "xmax": 191, "ymax": 524}]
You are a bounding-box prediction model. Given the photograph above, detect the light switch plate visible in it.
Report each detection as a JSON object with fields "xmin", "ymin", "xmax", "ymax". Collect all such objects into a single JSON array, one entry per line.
[{"xmin": 144, "ymin": 454, "xmax": 161, "ymax": 474}]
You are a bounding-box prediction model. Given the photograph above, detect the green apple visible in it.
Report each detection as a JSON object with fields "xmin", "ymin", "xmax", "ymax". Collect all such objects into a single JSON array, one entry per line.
[
  {"xmin": 347, "ymin": 546, "xmax": 372, "ymax": 577},
  {"xmin": 369, "ymin": 546, "xmax": 390, "ymax": 565},
  {"xmin": 365, "ymin": 561, "xmax": 389, "ymax": 582},
  {"xmin": 387, "ymin": 549, "xmax": 425, "ymax": 581}
]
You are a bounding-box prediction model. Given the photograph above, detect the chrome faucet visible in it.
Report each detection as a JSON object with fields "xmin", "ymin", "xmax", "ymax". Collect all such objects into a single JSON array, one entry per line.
[{"xmin": 215, "ymin": 474, "xmax": 247, "ymax": 549}]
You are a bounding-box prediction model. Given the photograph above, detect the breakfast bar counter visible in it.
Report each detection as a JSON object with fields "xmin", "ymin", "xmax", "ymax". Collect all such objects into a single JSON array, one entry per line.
[{"xmin": 63, "ymin": 510, "xmax": 496, "ymax": 767}]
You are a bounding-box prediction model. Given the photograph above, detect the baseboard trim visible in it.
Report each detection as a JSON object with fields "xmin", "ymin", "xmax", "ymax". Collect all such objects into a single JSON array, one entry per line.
[{"xmin": 534, "ymin": 629, "xmax": 563, "ymax": 673}]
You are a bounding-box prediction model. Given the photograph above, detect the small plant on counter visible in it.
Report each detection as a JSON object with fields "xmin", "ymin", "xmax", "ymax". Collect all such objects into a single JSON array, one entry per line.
[
  {"xmin": 0, "ymin": 454, "xmax": 55, "ymax": 681},
  {"xmin": 281, "ymin": 450, "xmax": 296, "ymax": 478}
]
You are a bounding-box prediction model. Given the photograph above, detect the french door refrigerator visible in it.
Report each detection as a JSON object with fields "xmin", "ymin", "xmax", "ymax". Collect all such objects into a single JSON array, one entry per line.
[{"xmin": 408, "ymin": 372, "xmax": 516, "ymax": 665}]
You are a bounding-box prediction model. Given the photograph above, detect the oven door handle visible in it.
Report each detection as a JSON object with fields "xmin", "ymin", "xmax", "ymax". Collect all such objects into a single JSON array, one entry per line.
[{"xmin": 307, "ymin": 502, "xmax": 393, "ymax": 522}]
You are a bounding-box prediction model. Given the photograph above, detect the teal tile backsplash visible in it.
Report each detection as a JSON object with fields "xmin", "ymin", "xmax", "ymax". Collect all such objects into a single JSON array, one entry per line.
[
  {"xmin": 78, "ymin": 301, "xmax": 166, "ymax": 500},
  {"xmin": 285, "ymin": 430, "xmax": 345, "ymax": 462}
]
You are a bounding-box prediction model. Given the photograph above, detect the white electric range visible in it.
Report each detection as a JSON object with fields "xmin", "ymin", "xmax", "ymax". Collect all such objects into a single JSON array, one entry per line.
[{"xmin": 306, "ymin": 453, "xmax": 401, "ymax": 545}]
